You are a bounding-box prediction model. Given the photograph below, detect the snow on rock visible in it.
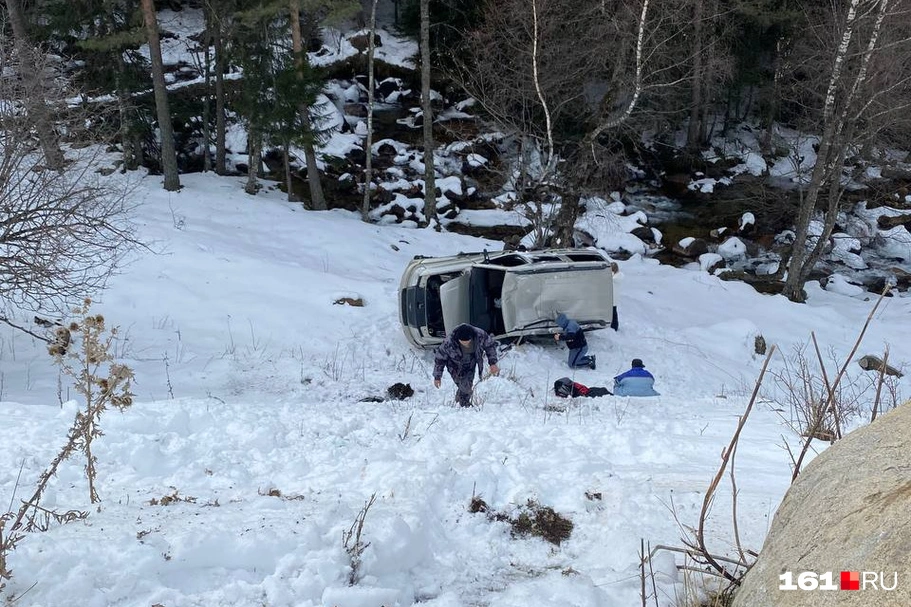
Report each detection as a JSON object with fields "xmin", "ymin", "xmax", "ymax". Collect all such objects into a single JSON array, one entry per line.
[
  {"xmin": 768, "ymin": 131, "xmax": 819, "ymax": 182},
  {"xmin": 436, "ymin": 176, "xmax": 463, "ymax": 197},
  {"xmin": 454, "ymin": 98, "xmax": 476, "ymax": 111},
  {"xmin": 718, "ymin": 237, "xmax": 747, "ymax": 260},
  {"xmin": 878, "ymin": 226, "xmax": 911, "ymax": 261},
  {"xmin": 730, "ymin": 151, "xmax": 768, "ymax": 177},
  {"xmin": 689, "ymin": 177, "xmax": 721, "ymax": 193},
  {"xmin": 739, "ymin": 212, "xmax": 756, "ymax": 231},
  {"xmin": 651, "ymin": 227, "xmax": 663, "ymax": 246},
  {"xmin": 828, "ymin": 233, "xmax": 867, "ymax": 270},
  {"xmin": 699, "ymin": 253, "xmax": 725, "ymax": 272},
  {"xmin": 755, "ymin": 260, "xmax": 780, "ymax": 276},
  {"xmin": 601, "ymin": 232, "xmax": 649, "ymax": 256},
  {"xmin": 576, "ymin": 198, "xmax": 652, "ymax": 255},
  {"xmin": 466, "ymin": 153, "xmax": 488, "ymax": 168},
  {"xmin": 824, "ymin": 274, "xmax": 866, "ymax": 297},
  {"xmin": 371, "ymin": 138, "xmax": 410, "ymax": 155}
]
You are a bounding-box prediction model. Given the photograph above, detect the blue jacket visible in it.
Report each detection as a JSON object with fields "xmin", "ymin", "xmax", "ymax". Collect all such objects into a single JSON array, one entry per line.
[
  {"xmin": 555, "ymin": 313, "xmax": 587, "ymax": 350},
  {"xmin": 613, "ymin": 367, "xmax": 660, "ymax": 397}
]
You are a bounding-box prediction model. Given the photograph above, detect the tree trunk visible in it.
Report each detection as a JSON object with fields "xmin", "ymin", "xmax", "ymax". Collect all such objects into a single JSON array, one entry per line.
[
  {"xmin": 4, "ymin": 0, "xmax": 65, "ymax": 171},
  {"xmin": 783, "ymin": 0, "xmax": 886, "ymax": 302},
  {"xmin": 115, "ymin": 50, "xmax": 140, "ymax": 171},
  {"xmin": 420, "ymin": 0, "xmax": 437, "ymax": 226},
  {"xmin": 283, "ymin": 141, "xmax": 295, "ymax": 201},
  {"xmin": 290, "ymin": 0, "xmax": 327, "ymax": 210},
  {"xmin": 141, "ymin": 0, "xmax": 181, "ymax": 191},
  {"xmin": 686, "ymin": 0, "xmax": 705, "ymax": 150},
  {"xmin": 360, "ymin": 0, "xmax": 379, "ymax": 221},
  {"xmin": 213, "ymin": 5, "xmax": 227, "ymax": 175},
  {"xmin": 245, "ymin": 129, "xmax": 261, "ymax": 195},
  {"xmin": 202, "ymin": 3, "xmax": 213, "ymax": 173}
]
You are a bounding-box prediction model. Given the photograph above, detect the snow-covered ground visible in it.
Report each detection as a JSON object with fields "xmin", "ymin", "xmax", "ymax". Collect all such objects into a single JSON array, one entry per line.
[{"xmin": 1, "ymin": 172, "xmax": 908, "ymax": 607}]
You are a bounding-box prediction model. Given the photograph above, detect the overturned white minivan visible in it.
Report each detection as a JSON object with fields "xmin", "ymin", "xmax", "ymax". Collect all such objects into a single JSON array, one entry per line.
[{"xmin": 398, "ymin": 248, "xmax": 616, "ymax": 348}]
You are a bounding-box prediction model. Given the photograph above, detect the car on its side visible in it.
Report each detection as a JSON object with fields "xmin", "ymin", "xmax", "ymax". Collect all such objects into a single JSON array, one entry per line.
[{"xmin": 398, "ymin": 248, "xmax": 616, "ymax": 348}]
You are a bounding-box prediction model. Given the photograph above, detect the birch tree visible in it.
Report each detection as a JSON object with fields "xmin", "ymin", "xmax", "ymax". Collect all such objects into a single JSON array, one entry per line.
[
  {"xmin": 360, "ymin": 0, "xmax": 380, "ymax": 221},
  {"xmin": 455, "ymin": 0, "xmax": 690, "ymax": 245},
  {"xmin": 781, "ymin": 0, "xmax": 911, "ymax": 301}
]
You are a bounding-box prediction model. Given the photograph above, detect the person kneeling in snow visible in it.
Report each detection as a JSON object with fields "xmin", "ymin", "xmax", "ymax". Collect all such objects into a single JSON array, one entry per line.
[
  {"xmin": 553, "ymin": 377, "xmax": 612, "ymax": 398},
  {"xmin": 613, "ymin": 358, "xmax": 660, "ymax": 396},
  {"xmin": 554, "ymin": 312, "xmax": 596, "ymax": 370},
  {"xmin": 433, "ymin": 323, "xmax": 500, "ymax": 407}
]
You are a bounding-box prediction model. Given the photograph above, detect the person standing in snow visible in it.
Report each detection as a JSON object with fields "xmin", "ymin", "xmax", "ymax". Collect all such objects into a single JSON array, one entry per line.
[
  {"xmin": 433, "ymin": 323, "xmax": 500, "ymax": 407},
  {"xmin": 613, "ymin": 358, "xmax": 660, "ymax": 396},
  {"xmin": 554, "ymin": 312, "xmax": 596, "ymax": 370}
]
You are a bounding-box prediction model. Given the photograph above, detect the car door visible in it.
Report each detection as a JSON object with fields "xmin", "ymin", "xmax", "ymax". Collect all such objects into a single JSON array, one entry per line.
[{"xmin": 439, "ymin": 272, "xmax": 470, "ymax": 334}]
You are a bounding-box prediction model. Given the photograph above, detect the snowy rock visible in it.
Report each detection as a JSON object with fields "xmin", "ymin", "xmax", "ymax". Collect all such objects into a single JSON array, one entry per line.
[
  {"xmin": 607, "ymin": 201, "xmax": 627, "ymax": 215},
  {"xmin": 674, "ymin": 237, "xmax": 708, "ymax": 258},
  {"xmin": 651, "ymin": 227, "xmax": 663, "ymax": 246},
  {"xmin": 734, "ymin": 403, "xmax": 911, "ymax": 607},
  {"xmin": 877, "ymin": 226, "xmax": 911, "ymax": 261},
  {"xmin": 348, "ymin": 32, "xmax": 382, "ymax": 53},
  {"xmin": 710, "ymin": 226, "xmax": 731, "ymax": 241},
  {"xmin": 877, "ymin": 213, "xmax": 911, "ymax": 231},
  {"xmin": 699, "ymin": 253, "xmax": 725, "ymax": 273},
  {"xmin": 754, "ymin": 260, "xmax": 780, "ymax": 276},
  {"xmin": 738, "ymin": 212, "xmax": 755, "ymax": 234},
  {"xmin": 630, "ymin": 226, "xmax": 656, "ymax": 244},
  {"xmin": 466, "ymin": 153, "xmax": 487, "ymax": 167},
  {"xmin": 343, "ymin": 83, "xmax": 362, "ymax": 103},
  {"xmin": 717, "ymin": 237, "xmax": 747, "ymax": 260},
  {"xmin": 598, "ymin": 233, "xmax": 649, "ymax": 256},
  {"xmin": 822, "ymin": 274, "xmax": 865, "ymax": 297},
  {"xmin": 828, "ymin": 233, "xmax": 867, "ymax": 270}
]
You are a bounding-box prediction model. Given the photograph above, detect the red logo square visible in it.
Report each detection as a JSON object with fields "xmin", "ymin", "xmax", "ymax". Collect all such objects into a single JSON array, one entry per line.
[{"xmin": 841, "ymin": 571, "xmax": 859, "ymax": 591}]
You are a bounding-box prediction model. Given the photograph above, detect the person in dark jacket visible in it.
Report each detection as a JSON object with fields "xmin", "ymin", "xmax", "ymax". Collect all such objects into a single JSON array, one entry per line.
[
  {"xmin": 554, "ymin": 312, "xmax": 596, "ymax": 370},
  {"xmin": 613, "ymin": 358, "xmax": 660, "ymax": 396},
  {"xmin": 553, "ymin": 377, "xmax": 611, "ymax": 398},
  {"xmin": 433, "ymin": 323, "xmax": 500, "ymax": 407}
]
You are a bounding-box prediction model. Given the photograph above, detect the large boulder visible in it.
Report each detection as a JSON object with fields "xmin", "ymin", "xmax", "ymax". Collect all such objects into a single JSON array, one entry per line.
[{"xmin": 733, "ymin": 401, "xmax": 911, "ymax": 607}]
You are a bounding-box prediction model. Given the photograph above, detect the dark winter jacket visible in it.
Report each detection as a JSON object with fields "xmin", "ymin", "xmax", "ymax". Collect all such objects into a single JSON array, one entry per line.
[
  {"xmin": 555, "ymin": 313, "xmax": 587, "ymax": 350},
  {"xmin": 433, "ymin": 324, "xmax": 498, "ymax": 380},
  {"xmin": 613, "ymin": 367, "xmax": 659, "ymax": 397},
  {"xmin": 554, "ymin": 377, "xmax": 611, "ymax": 398}
]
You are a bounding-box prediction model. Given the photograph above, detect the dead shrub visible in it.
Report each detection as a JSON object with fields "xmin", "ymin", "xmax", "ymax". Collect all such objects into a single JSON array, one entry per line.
[{"xmin": 469, "ymin": 496, "xmax": 573, "ymax": 546}]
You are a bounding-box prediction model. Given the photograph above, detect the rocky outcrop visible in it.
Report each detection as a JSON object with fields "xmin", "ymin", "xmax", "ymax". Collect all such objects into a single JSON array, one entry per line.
[{"xmin": 732, "ymin": 401, "xmax": 911, "ymax": 607}]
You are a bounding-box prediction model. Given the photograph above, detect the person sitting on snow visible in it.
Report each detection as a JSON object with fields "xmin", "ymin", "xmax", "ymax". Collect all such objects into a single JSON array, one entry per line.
[
  {"xmin": 554, "ymin": 312, "xmax": 596, "ymax": 370},
  {"xmin": 613, "ymin": 358, "xmax": 660, "ymax": 396}
]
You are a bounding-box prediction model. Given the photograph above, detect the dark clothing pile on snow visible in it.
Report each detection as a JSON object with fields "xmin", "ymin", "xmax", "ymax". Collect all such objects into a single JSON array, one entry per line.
[{"xmin": 553, "ymin": 377, "xmax": 611, "ymax": 398}]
